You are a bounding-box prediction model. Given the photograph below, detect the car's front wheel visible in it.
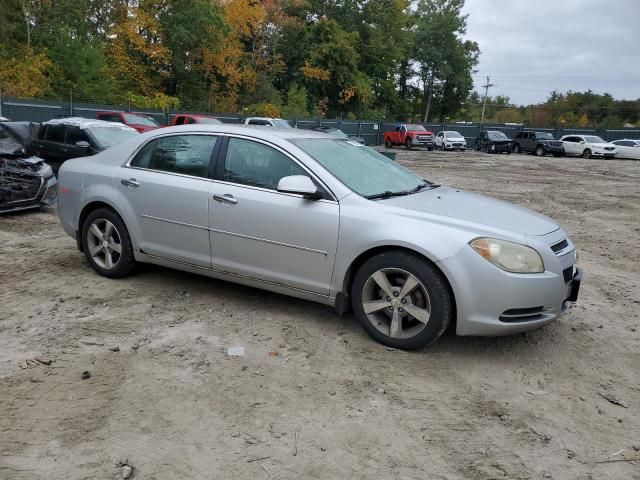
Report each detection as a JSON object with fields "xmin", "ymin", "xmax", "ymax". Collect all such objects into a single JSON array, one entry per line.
[
  {"xmin": 535, "ymin": 146, "xmax": 545, "ymax": 157},
  {"xmin": 351, "ymin": 251, "xmax": 453, "ymax": 350},
  {"xmin": 404, "ymin": 138, "xmax": 413, "ymax": 150},
  {"xmin": 82, "ymin": 208, "xmax": 135, "ymax": 278},
  {"xmin": 583, "ymin": 149, "xmax": 592, "ymax": 159},
  {"xmin": 513, "ymin": 144, "xmax": 521, "ymax": 154}
]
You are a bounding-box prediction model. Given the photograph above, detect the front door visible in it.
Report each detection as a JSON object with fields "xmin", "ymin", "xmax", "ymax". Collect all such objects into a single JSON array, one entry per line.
[
  {"xmin": 209, "ymin": 137, "xmax": 339, "ymax": 295},
  {"xmin": 115, "ymin": 133, "xmax": 219, "ymax": 267}
]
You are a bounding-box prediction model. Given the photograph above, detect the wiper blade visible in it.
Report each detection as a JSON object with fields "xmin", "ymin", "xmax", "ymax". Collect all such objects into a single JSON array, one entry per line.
[
  {"xmin": 365, "ymin": 190, "xmax": 410, "ymax": 200},
  {"xmin": 365, "ymin": 183, "xmax": 439, "ymax": 200}
]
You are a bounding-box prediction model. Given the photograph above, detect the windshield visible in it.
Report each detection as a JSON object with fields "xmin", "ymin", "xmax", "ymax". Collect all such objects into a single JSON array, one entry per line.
[
  {"xmin": 584, "ymin": 136, "xmax": 605, "ymax": 143},
  {"xmin": 406, "ymin": 124, "xmax": 427, "ymax": 131},
  {"xmin": 197, "ymin": 117, "xmax": 222, "ymax": 124},
  {"xmin": 123, "ymin": 113, "xmax": 160, "ymax": 127},
  {"xmin": 273, "ymin": 119, "xmax": 292, "ymax": 129},
  {"xmin": 88, "ymin": 127, "xmax": 139, "ymax": 148},
  {"xmin": 488, "ymin": 131, "xmax": 508, "ymax": 140},
  {"xmin": 292, "ymin": 139, "xmax": 427, "ymax": 198},
  {"xmin": 444, "ymin": 131, "xmax": 463, "ymax": 137},
  {"xmin": 536, "ymin": 132, "xmax": 554, "ymax": 140}
]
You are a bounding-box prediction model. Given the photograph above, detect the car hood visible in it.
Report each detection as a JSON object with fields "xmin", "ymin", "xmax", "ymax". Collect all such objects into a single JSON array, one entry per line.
[
  {"xmin": 445, "ymin": 137, "xmax": 466, "ymax": 142},
  {"xmin": 381, "ymin": 186, "xmax": 559, "ymax": 236},
  {"xmin": 590, "ymin": 142, "xmax": 615, "ymax": 148}
]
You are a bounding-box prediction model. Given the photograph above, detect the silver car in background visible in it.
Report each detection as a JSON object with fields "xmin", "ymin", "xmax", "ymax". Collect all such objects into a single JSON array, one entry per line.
[{"xmin": 57, "ymin": 125, "xmax": 581, "ymax": 349}]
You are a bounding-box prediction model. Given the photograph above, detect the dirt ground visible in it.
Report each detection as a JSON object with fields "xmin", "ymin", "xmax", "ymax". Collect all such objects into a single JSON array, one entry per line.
[{"xmin": 1, "ymin": 149, "xmax": 639, "ymax": 480}]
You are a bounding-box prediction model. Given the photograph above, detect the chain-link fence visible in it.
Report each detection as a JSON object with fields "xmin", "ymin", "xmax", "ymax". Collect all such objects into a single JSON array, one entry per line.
[{"xmin": 1, "ymin": 90, "xmax": 639, "ymax": 145}]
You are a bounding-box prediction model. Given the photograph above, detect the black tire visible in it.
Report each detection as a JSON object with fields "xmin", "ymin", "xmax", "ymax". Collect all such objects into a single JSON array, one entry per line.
[
  {"xmin": 553, "ymin": 152, "xmax": 563, "ymax": 157},
  {"xmin": 404, "ymin": 138, "xmax": 413, "ymax": 150},
  {"xmin": 535, "ymin": 146, "xmax": 545, "ymax": 157},
  {"xmin": 81, "ymin": 207, "xmax": 135, "ymax": 278},
  {"xmin": 351, "ymin": 251, "xmax": 453, "ymax": 350},
  {"xmin": 582, "ymin": 149, "xmax": 592, "ymax": 159},
  {"xmin": 428, "ymin": 146, "xmax": 434, "ymax": 151},
  {"xmin": 513, "ymin": 144, "xmax": 521, "ymax": 154},
  {"xmin": 385, "ymin": 139, "xmax": 393, "ymax": 148}
]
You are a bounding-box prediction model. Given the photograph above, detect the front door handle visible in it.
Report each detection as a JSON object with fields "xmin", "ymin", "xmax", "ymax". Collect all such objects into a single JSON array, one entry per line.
[
  {"xmin": 121, "ymin": 178, "xmax": 140, "ymax": 188},
  {"xmin": 213, "ymin": 194, "xmax": 238, "ymax": 205}
]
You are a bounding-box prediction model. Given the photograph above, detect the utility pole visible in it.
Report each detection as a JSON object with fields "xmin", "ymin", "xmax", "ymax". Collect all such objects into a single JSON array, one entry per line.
[{"xmin": 479, "ymin": 76, "xmax": 495, "ymax": 129}]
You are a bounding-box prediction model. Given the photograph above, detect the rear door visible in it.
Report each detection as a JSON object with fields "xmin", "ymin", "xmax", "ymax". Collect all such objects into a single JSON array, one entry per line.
[
  {"xmin": 115, "ymin": 133, "xmax": 219, "ymax": 267},
  {"xmin": 208, "ymin": 136, "xmax": 339, "ymax": 295},
  {"xmin": 39, "ymin": 123, "xmax": 67, "ymax": 162}
]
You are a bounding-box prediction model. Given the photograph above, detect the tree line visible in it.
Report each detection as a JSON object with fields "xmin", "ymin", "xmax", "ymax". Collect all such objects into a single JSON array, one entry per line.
[
  {"xmin": 0, "ymin": 0, "xmax": 479, "ymax": 120},
  {"xmin": 0, "ymin": 1, "xmax": 637, "ymax": 127}
]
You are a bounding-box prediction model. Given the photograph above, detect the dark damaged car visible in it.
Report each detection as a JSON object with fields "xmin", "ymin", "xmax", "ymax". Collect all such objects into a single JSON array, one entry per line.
[{"xmin": 1, "ymin": 122, "xmax": 57, "ymax": 213}]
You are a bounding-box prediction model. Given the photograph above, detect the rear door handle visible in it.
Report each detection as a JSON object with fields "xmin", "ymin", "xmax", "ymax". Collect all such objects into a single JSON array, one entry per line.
[
  {"xmin": 213, "ymin": 194, "xmax": 238, "ymax": 205},
  {"xmin": 121, "ymin": 178, "xmax": 140, "ymax": 188}
]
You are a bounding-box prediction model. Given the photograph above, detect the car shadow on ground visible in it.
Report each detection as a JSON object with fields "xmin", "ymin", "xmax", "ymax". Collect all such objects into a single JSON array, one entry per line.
[{"xmin": 132, "ymin": 262, "xmax": 562, "ymax": 362}]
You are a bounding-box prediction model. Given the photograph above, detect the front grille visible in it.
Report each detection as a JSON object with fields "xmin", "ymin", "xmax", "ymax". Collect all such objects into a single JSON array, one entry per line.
[
  {"xmin": 551, "ymin": 239, "xmax": 568, "ymax": 254},
  {"xmin": 417, "ymin": 135, "xmax": 432, "ymax": 141},
  {"xmin": 563, "ymin": 267, "xmax": 574, "ymax": 284},
  {"xmin": 604, "ymin": 147, "xmax": 614, "ymax": 151},
  {"xmin": 500, "ymin": 306, "xmax": 546, "ymax": 322},
  {"xmin": 452, "ymin": 142, "xmax": 463, "ymax": 147},
  {"xmin": 0, "ymin": 169, "xmax": 43, "ymax": 205}
]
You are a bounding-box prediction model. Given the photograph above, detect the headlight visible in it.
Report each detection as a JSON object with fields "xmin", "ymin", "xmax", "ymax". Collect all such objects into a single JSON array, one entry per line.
[{"xmin": 470, "ymin": 238, "xmax": 544, "ymax": 273}]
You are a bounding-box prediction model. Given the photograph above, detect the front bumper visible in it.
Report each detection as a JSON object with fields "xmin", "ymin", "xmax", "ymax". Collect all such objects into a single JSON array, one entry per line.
[
  {"xmin": 444, "ymin": 142, "xmax": 466, "ymax": 150},
  {"xmin": 438, "ymin": 232, "xmax": 580, "ymax": 336},
  {"xmin": 543, "ymin": 144, "xmax": 565, "ymax": 154},
  {"xmin": 593, "ymin": 151, "xmax": 616, "ymax": 158}
]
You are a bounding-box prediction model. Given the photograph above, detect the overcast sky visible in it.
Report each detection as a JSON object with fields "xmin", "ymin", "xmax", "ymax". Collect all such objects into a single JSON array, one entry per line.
[{"xmin": 461, "ymin": 0, "xmax": 640, "ymax": 105}]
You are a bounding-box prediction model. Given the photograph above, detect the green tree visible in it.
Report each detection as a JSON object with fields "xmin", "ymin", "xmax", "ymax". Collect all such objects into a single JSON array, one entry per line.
[
  {"xmin": 412, "ymin": 0, "xmax": 478, "ymax": 122},
  {"xmin": 282, "ymin": 83, "xmax": 310, "ymax": 118}
]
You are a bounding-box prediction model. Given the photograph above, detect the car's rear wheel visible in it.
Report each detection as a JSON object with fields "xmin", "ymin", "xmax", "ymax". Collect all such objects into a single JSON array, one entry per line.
[
  {"xmin": 82, "ymin": 208, "xmax": 135, "ymax": 278},
  {"xmin": 535, "ymin": 146, "xmax": 545, "ymax": 157},
  {"xmin": 351, "ymin": 251, "xmax": 452, "ymax": 350},
  {"xmin": 385, "ymin": 138, "xmax": 393, "ymax": 148},
  {"xmin": 583, "ymin": 149, "xmax": 592, "ymax": 159}
]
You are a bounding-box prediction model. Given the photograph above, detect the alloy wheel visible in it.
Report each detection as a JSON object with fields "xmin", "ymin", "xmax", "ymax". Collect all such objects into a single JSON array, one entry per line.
[
  {"xmin": 361, "ymin": 268, "xmax": 431, "ymax": 339},
  {"xmin": 86, "ymin": 219, "xmax": 122, "ymax": 270}
]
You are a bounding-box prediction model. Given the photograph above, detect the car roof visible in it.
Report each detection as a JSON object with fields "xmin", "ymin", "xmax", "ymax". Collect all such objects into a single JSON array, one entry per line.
[
  {"xmin": 140, "ymin": 123, "xmax": 332, "ymax": 141},
  {"xmin": 43, "ymin": 117, "xmax": 137, "ymax": 131}
]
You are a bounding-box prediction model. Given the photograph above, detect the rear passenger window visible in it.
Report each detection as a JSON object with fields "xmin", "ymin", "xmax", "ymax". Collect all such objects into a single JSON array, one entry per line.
[
  {"xmin": 130, "ymin": 135, "xmax": 217, "ymax": 178},
  {"xmin": 174, "ymin": 116, "xmax": 185, "ymax": 125},
  {"xmin": 45, "ymin": 124, "xmax": 65, "ymax": 143}
]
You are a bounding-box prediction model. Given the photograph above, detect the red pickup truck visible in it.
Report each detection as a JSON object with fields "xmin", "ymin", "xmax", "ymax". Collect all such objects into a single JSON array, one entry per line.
[
  {"xmin": 170, "ymin": 114, "xmax": 222, "ymax": 125},
  {"xmin": 384, "ymin": 124, "xmax": 434, "ymax": 150}
]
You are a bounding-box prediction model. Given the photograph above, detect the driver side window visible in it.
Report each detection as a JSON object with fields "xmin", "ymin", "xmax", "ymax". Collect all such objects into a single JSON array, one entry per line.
[{"xmin": 223, "ymin": 138, "xmax": 308, "ymax": 190}]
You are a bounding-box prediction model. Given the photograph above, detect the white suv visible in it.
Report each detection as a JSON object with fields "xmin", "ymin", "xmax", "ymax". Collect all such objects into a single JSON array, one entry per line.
[
  {"xmin": 435, "ymin": 131, "xmax": 467, "ymax": 151},
  {"xmin": 559, "ymin": 135, "xmax": 616, "ymax": 159},
  {"xmin": 244, "ymin": 117, "xmax": 292, "ymax": 128}
]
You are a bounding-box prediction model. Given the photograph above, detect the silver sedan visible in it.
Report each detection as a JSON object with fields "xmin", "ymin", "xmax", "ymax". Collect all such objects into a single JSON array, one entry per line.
[{"xmin": 57, "ymin": 125, "xmax": 581, "ymax": 349}]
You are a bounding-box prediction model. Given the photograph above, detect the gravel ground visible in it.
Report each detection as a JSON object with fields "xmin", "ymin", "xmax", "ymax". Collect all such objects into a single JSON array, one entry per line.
[{"xmin": 1, "ymin": 149, "xmax": 639, "ymax": 479}]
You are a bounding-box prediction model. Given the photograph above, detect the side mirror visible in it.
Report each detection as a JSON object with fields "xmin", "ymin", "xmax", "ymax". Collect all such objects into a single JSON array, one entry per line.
[
  {"xmin": 579, "ymin": 140, "xmax": 585, "ymax": 144},
  {"xmin": 76, "ymin": 140, "xmax": 91, "ymax": 150},
  {"xmin": 277, "ymin": 175, "xmax": 321, "ymax": 199}
]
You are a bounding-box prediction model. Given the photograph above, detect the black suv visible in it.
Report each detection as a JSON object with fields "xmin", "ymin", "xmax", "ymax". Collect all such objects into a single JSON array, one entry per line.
[
  {"xmin": 512, "ymin": 131, "xmax": 564, "ymax": 157},
  {"xmin": 30, "ymin": 117, "xmax": 139, "ymax": 172},
  {"xmin": 475, "ymin": 130, "xmax": 512, "ymax": 154}
]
